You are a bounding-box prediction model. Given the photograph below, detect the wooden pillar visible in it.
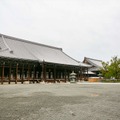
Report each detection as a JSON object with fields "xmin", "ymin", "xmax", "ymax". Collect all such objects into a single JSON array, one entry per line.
[
  {"xmin": 83, "ymin": 67, "xmax": 85, "ymax": 80},
  {"xmin": 21, "ymin": 64, "xmax": 24, "ymax": 84},
  {"xmin": 77, "ymin": 68, "xmax": 80, "ymax": 81},
  {"xmin": 27, "ymin": 64, "xmax": 30, "ymax": 83},
  {"xmin": 84, "ymin": 68, "xmax": 86, "ymax": 81},
  {"xmin": 86, "ymin": 68, "xmax": 88, "ymax": 81},
  {"xmin": 8, "ymin": 64, "xmax": 11, "ymax": 84},
  {"xmin": 80, "ymin": 67, "xmax": 83, "ymax": 80},
  {"xmin": 79, "ymin": 67, "xmax": 82, "ymax": 81},
  {"xmin": 15, "ymin": 63, "xmax": 18, "ymax": 84},
  {"xmin": 79, "ymin": 67, "xmax": 81, "ymax": 80},
  {"xmin": 44, "ymin": 63, "xmax": 46, "ymax": 81},
  {"xmin": 67, "ymin": 70, "xmax": 69, "ymax": 81},
  {"xmin": 78, "ymin": 68, "xmax": 80, "ymax": 81},
  {"xmin": 54, "ymin": 65, "xmax": 56, "ymax": 82},
  {"xmin": 33, "ymin": 65, "xmax": 35, "ymax": 83},
  {"xmin": 42, "ymin": 62, "xmax": 44, "ymax": 81},
  {"xmin": 1, "ymin": 63, "xmax": 5, "ymax": 84},
  {"xmin": 42, "ymin": 61, "xmax": 46, "ymax": 82},
  {"xmin": 76, "ymin": 68, "xmax": 79, "ymax": 81},
  {"xmin": 39, "ymin": 64, "xmax": 42, "ymax": 82},
  {"xmin": 82, "ymin": 67, "xmax": 84, "ymax": 80},
  {"xmin": 85, "ymin": 68, "xmax": 87, "ymax": 80},
  {"xmin": 64, "ymin": 67, "xmax": 67, "ymax": 82},
  {"xmin": 81, "ymin": 67, "xmax": 83, "ymax": 80}
]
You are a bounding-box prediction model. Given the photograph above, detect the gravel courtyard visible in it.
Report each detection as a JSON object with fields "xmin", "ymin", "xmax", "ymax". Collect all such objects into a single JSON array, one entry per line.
[{"xmin": 0, "ymin": 83, "xmax": 120, "ymax": 120}]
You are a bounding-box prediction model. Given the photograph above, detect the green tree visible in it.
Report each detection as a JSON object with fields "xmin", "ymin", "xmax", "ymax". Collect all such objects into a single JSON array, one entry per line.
[
  {"xmin": 101, "ymin": 56, "xmax": 120, "ymax": 79},
  {"xmin": 109, "ymin": 56, "xmax": 120, "ymax": 79}
]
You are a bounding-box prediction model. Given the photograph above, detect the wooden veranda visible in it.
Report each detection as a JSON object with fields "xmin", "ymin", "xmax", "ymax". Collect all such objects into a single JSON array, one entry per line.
[{"xmin": 0, "ymin": 57, "xmax": 88, "ymax": 84}]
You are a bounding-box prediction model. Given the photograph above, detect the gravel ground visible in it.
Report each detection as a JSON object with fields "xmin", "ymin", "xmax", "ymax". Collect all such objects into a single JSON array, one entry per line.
[{"xmin": 0, "ymin": 83, "xmax": 120, "ymax": 120}]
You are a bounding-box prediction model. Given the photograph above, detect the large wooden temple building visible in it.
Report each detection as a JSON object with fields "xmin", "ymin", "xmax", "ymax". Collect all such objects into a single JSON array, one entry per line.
[{"xmin": 0, "ymin": 33, "xmax": 90, "ymax": 84}]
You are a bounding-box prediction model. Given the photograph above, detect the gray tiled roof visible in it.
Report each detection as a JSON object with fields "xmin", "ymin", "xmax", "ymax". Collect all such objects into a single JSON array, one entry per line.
[
  {"xmin": 78, "ymin": 61, "xmax": 92, "ymax": 67},
  {"xmin": 0, "ymin": 34, "xmax": 90, "ymax": 67},
  {"xmin": 84, "ymin": 57, "xmax": 103, "ymax": 68},
  {"xmin": 83, "ymin": 57, "xmax": 103, "ymax": 71}
]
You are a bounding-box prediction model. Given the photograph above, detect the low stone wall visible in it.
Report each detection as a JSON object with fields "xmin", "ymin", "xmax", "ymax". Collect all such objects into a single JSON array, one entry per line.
[{"xmin": 88, "ymin": 77, "xmax": 100, "ymax": 82}]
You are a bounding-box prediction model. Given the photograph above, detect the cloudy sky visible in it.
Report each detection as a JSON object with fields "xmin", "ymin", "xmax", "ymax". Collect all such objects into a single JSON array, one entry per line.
[{"xmin": 0, "ymin": 0, "xmax": 120, "ymax": 62}]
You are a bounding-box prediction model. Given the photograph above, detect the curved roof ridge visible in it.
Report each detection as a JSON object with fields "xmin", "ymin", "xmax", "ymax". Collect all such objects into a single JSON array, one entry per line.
[
  {"xmin": 0, "ymin": 33, "xmax": 62, "ymax": 51},
  {"xmin": 85, "ymin": 57, "xmax": 102, "ymax": 62},
  {"xmin": 84, "ymin": 57, "xmax": 102, "ymax": 67}
]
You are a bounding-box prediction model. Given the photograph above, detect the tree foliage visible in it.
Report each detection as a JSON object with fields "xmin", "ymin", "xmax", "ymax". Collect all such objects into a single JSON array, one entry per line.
[{"xmin": 101, "ymin": 56, "xmax": 120, "ymax": 79}]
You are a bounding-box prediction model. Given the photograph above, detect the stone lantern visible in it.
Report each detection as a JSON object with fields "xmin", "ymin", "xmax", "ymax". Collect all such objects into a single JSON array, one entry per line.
[{"xmin": 69, "ymin": 71, "xmax": 76, "ymax": 83}]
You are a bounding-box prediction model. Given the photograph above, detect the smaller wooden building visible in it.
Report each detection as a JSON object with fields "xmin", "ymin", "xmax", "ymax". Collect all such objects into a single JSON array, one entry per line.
[{"xmin": 83, "ymin": 57, "xmax": 103, "ymax": 77}]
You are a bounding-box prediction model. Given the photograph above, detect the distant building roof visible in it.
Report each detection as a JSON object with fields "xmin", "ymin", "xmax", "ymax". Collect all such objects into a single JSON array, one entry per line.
[
  {"xmin": 78, "ymin": 61, "xmax": 92, "ymax": 68},
  {"xmin": 83, "ymin": 57, "xmax": 103, "ymax": 71},
  {"xmin": 0, "ymin": 33, "xmax": 90, "ymax": 67}
]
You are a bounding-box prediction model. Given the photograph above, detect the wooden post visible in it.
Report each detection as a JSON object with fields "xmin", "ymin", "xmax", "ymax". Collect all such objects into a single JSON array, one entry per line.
[
  {"xmin": 78, "ymin": 68, "xmax": 79, "ymax": 80},
  {"xmin": 1, "ymin": 63, "xmax": 5, "ymax": 84},
  {"xmin": 80, "ymin": 67, "xmax": 82, "ymax": 80},
  {"xmin": 42, "ymin": 62, "xmax": 44, "ymax": 81},
  {"xmin": 80, "ymin": 67, "xmax": 83, "ymax": 80},
  {"xmin": 9, "ymin": 64, "xmax": 11, "ymax": 84},
  {"xmin": 82, "ymin": 67, "xmax": 84, "ymax": 81},
  {"xmin": 84, "ymin": 68, "xmax": 86, "ymax": 81},
  {"xmin": 44, "ymin": 64, "xmax": 46, "ymax": 82},
  {"xmin": 54, "ymin": 65, "xmax": 56, "ymax": 82},
  {"xmin": 85, "ymin": 68, "xmax": 87, "ymax": 80},
  {"xmin": 15, "ymin": 63, "xmax": 18, "ymax": 84},
  {"xmin": 64, "ymin": 68, "xmax": 66, "ymax": 82},
  {"xmin": 78, "ymin": 68, "xmax": 80, "ymax": 80},
  {"xmin": 21, "ymin": 64, "xmax": 24, "ymax": 84},
  {"xmin": 27, "ymin": 64, "xmax": 30, "ymax": 83},
  {"xmin": 76, "ymin": 68, "xmax": 78, "ymax": 82},
  {"xmin": 42, "ymin": 61, "xmax": 46, "ymax": 82},
  {"xmin": 33, "ymin": 65, "xmax": 35, "ymax": 83},
  {"xmin": 87, "ymin": 68, "xmax": 88, "ymax": 81}
]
